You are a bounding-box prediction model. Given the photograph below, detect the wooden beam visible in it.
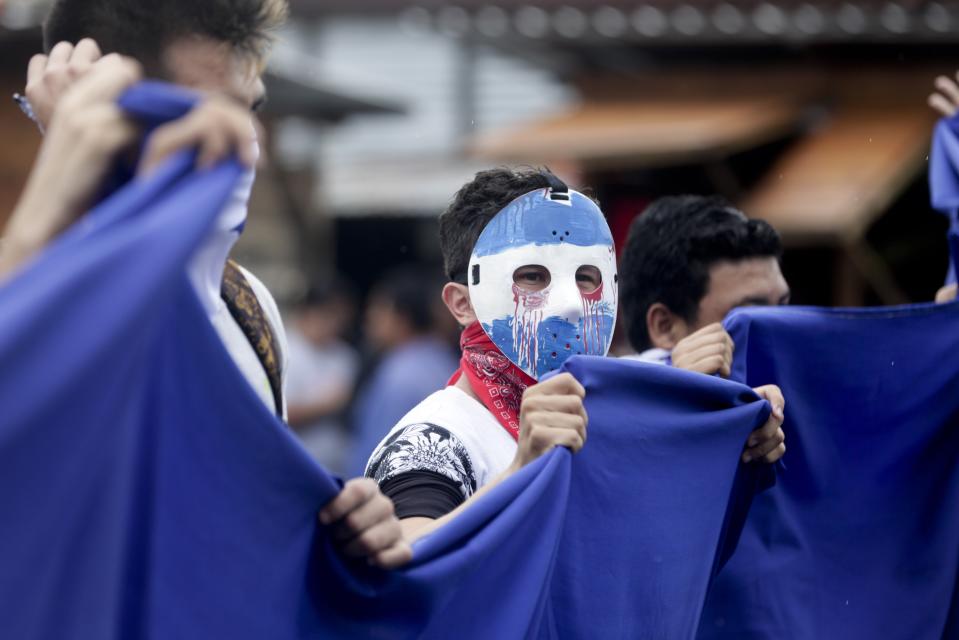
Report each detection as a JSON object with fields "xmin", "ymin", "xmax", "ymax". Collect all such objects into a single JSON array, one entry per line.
[
  {"xmin": 471, "ymin": 97, "xmax": 807, "ymax": 169},
  {"xmin": 741, "ymin": 104, "xmax": 935, "ymax": 245}
]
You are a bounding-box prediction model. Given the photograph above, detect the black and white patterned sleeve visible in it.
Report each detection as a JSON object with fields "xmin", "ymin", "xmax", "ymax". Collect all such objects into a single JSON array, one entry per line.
[{"xmin": 365, "ymin": 423, "xmax": 478, "ymax": 500}]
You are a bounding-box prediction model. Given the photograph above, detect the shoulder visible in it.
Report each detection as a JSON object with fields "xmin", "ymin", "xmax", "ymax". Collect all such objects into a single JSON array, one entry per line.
[
  {"xmin": 364, "ymin": 387, "xmax": 515, "ymax": 494},
  {"xmin": 366, "ymin": 422, "xmax": 478, "ymax": 499},
  {"xmin": 399, "ymin": 386, "xmax": 495, "ymax": 434}
]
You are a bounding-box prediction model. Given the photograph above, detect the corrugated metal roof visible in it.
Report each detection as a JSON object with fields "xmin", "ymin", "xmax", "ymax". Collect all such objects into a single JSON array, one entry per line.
[{"xmin": 292, "ymin": 2, "xmax": 958, "ymax": 44}]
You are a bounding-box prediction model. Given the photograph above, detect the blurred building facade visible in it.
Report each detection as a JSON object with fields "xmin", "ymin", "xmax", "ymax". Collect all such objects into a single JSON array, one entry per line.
[
  {"xmin": 3, "ymin": 0, "xmax": 957, "ymax": 306},
  {"xmin": 261, "ymin": 7, "xmax": 577, "ymax": 297},
  {"xmin": 287, "ymin": 0, "xmax": 958, "ymax": 306}
]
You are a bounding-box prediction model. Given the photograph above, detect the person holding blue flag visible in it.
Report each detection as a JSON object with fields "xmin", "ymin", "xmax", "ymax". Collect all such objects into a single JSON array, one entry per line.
[
  {"xmin": 6, "ymin": 0, "xmax": 412, "ymax": 570},
  {"xmin": 365, "ymin": 169, "xmax": 597, "ymax": 539},
  {"xmin": 365, "ymin": 168, "xmax": 788, "ymax": 540},
  {"xmin": 618, "ymin": 195, "xmax": 788, "ymax": 464}
]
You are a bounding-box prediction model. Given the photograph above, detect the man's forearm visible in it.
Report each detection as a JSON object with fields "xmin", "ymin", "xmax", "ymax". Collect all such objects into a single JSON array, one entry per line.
[
  {"xmin": 399, "ymin": 463, "xmax": 520, "ymax": 542},
  {"xmin": 0, "ymin": 185, "xmax": 71, "ymax": 280},
  {"xmin": 0, "ymin": 234, "xmax": 39, "ymax": 280}
]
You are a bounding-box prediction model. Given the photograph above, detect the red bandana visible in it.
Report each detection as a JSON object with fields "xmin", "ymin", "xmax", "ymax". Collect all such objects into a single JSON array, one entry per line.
[{"xmin": 448, "ymin": 322, "xmax": 537, "ymax": 441}]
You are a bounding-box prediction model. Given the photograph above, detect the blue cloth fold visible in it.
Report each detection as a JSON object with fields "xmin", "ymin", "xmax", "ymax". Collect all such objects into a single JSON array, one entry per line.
[
  {"xmin": 550, "ymin": 357, "xmax": 770, "ymax": 640},
  {"xmin": 699, "ymin": 302, "xmax": 959, "ymax": 640}
]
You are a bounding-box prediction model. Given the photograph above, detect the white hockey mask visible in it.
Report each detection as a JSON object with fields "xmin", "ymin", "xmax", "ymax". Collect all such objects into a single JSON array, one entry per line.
[{"xmin": 467, "ymin": 181, "xmax": 617, "ymax": 380}]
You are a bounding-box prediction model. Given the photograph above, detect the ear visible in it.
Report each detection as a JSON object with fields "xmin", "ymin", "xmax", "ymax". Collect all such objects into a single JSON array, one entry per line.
[
  {"xmin": 646, "ymin": 302, "xmax": 689, "ymax": 350},
  {"xmin": 442, "ymin": 282, "xmax": 477, "ymax": 327}
]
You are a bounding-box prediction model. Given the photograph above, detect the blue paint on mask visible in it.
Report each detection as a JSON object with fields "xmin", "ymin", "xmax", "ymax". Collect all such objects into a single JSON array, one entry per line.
[
  {"xmin": 483, "ymin": 310, "xmax": 615, "ymax": 378},
  {"xmin": 472, "ymin": 190, "xmax": 613, "ymax": 258}
]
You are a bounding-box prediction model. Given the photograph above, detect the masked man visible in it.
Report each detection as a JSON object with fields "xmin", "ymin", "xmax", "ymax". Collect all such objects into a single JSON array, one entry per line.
[{"xmin": 366, "ymin": 169, "xmax": 785, "ymax": 540}]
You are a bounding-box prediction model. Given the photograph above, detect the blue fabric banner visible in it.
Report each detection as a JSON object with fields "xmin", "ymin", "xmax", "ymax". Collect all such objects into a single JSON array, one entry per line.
[
  {"xmin": 548, "ymin": 358, "xmax": 771, "ymax": 639},
  {"xmin": 699, "ymin": 302, "xmax": 959, "ymax": 640},
  {"xmin": 0, "ymin": 82, "xmax": 774, "ymax": 639}
]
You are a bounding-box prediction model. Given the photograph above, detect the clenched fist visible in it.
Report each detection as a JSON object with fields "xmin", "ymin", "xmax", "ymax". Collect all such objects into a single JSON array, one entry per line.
[
  {"xmin": 510, "ymin": 372, "xmax": 588, "ymax": 472},
  {"xmin": 671, "ymin": 323, "xmax": 734, "ymax": 378},
  {"xmin": 319, "ymin": 478, "xmax": 412, "ymax": 569},
  {"xmin": 743, "ymin": 385, "xmax": 786, "ymax": 465}
]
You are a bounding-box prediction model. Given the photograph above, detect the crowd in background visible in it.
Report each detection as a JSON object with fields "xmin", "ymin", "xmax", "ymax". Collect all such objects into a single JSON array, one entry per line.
[{"xmin": 283, "ymin": 266, "xmax": 459, "ymax": 476}]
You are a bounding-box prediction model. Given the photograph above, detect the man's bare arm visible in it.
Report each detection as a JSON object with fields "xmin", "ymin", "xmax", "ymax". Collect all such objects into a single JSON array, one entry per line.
[{"xmin": 399, "ymin": 373, "xmax": 588, "ymax": 542}]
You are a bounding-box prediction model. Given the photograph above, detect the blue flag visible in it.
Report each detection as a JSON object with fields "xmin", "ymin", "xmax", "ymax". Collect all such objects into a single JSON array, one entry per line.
[
  {"xmin": 547, "ymin": 357, "xmax": 772, "ymax": 639},
  {"xmin": 699, "ymin": 108, "xmax": 959, "ymax": 640},
  {"xmin": 698, "ymin": 301, "xmax": 959, "ymax": 639},
  {"xmin": 1, "ymin": 82, "xmax": 781, "ymax": 639}
]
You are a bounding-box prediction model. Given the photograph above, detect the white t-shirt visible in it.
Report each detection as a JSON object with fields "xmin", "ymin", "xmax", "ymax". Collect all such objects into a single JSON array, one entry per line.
[
  {"xmin": 365, "ymin": 386, "xmax": 516, "ymax": 500},
  {"xmin": 622, "ymin": 348, "xmax": 671, "ymax": 365}
]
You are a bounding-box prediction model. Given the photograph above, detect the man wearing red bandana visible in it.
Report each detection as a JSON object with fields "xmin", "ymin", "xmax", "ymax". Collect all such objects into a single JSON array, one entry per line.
[
  {"xmin": 365, "ymin": 169, "xmax": 596, "ymax": 539},
  {"xmin": 366, "ymin": 168, "xmax": 787, "ymax": 540}
]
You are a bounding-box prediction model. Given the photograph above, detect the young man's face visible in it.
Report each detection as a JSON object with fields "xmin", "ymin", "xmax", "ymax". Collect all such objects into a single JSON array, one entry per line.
[
  {"xmin": 162, "ymin": 37, "xmax": 266, "ymax": 113},
  {"xmin": 691, "ymin": 257, "xmax": 790, "ymax": 332}
]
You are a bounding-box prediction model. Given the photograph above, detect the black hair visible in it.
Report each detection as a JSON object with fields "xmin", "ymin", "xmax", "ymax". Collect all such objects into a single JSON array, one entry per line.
[
  {"xmin": 370, "ymin": 265, "xmax": 444, "ymax": 335},
  {"xmin": 439, "ymin": 167, "xmax": 553, "ymax": 283},
  {"xmin": 43, "ymin": 0, "xmax": 287, "ymax": 75},
  {"xmin": 619, "ymin": 195, "xmax": 783, "ymax": 352}
]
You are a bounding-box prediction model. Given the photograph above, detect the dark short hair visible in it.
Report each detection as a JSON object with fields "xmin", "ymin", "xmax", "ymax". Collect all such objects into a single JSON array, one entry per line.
[
  {"xmin": 43, "ymin": 0, "xmax": 288, "ymax": 74},
  {"xmin": 371, "ymin": 265, "xmax": 444, "ymax": 334},
  {"xmin": 439, "ymin": 168, "xmax": 553, "ymax": 283},
  {"xmin": 619, "ymin": 195, "xmax": 783, "ymax": 352}
]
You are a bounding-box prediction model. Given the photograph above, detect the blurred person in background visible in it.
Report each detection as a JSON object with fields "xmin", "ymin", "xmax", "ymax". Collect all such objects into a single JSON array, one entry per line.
[
  {"xmin": 285, "ymin": 279, "xmax": 360, "ymax": 475},
  {"xmin": 929, "ymin": 72, "xmax": 959, "ymax": 304},
  {"xmin": 347, "ymin": 265, "xmax": 459, "ymax": 477}
]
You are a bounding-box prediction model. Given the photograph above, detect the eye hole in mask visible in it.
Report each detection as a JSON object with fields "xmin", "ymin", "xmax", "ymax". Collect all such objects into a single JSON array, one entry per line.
[
  {"xmin": 468, "ymin": 187, "xmax": 617, "ymax": 379},
  {"xmin": 512, "ymin": 264, "xmax": 551, "ymax": 292},
  {"xmin": 575, "ymin": 265, "xmax": 602, "ymax": 294}
]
